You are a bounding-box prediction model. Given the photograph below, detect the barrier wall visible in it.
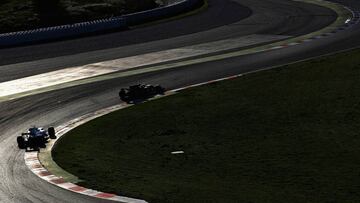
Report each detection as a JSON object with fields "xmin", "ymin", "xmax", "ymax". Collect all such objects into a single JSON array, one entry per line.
[{"xmin": 0, "ymin": 0, "xmax": 201, "ymax": 47}]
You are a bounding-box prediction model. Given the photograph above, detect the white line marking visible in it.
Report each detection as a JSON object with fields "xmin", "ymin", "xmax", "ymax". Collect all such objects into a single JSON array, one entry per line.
[
  {"xmin": 287, "ymin": 42, "xmax": 300, "ymax": 46},
  {"xmin": 171, "ymin": 151, "xmax": 185, "ymax": 154}
]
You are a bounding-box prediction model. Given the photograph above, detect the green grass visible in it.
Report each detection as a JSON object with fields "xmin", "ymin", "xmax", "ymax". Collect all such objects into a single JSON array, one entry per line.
[
  {"xmin": 0, "ymin": 0, "xmax": 161, "ymax": 33},
  {"xmin": 53, "ymin": 49, "xmax": 360, "ymax": 203}
]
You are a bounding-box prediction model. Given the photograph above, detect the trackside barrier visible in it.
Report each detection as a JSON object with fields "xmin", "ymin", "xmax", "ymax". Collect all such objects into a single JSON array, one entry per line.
[
  {"xmin": 0, "ymin": 0, "xmax": 202, "ymax": 47},
  {"xmin": 0, "ymin": 17, "xmax": 126, "ymax": 46}
]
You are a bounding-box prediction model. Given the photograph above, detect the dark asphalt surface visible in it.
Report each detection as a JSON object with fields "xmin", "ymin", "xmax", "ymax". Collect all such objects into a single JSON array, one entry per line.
[{"xmin": 0, "ymin": 0, "xmax": 357, "ymax": 202}]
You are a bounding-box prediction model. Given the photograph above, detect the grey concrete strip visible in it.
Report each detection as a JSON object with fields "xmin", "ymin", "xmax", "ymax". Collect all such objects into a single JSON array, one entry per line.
[{"xmin": 0, "ymin": 34, "xmax": 288, "ymax": 98}]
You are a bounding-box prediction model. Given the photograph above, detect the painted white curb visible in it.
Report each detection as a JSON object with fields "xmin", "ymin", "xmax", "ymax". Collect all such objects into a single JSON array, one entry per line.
[{"xmin": 24, "ymin": 103, "xmax": 148, "ymax": 203}]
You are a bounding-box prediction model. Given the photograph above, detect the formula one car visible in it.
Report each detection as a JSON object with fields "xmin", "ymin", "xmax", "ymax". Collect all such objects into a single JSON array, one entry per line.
[
  {"xmin": 119, "ymin": 84, "xmax": 165, "ymax": 103},
  {"xmin": 17, "ymin": 127, "xmax": 56, "ymax": 151}
]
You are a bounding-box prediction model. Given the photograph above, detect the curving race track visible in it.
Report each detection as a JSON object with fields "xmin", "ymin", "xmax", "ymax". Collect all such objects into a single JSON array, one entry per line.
[{"xmin": 0, "ymin": 0, "xmax": 360, "ymax": 202}]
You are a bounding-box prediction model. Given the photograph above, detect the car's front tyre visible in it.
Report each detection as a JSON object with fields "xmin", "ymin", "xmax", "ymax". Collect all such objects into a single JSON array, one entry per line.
[
  {"xmin": 48, "ymin": 127, "xmax": 56, "ymax": 139},
  {"xmin": 17, "ymin": 136, "xmax": 26, "ymax": 149}
]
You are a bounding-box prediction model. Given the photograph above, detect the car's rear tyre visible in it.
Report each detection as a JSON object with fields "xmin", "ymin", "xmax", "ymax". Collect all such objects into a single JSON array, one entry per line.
[
  {"xmin": 155, "ymin": 86, "xmax": 165, "ymax": 95},
  {"xmin": 17, "ymin": 136, "xmax": 26, "ymax": 149},
  {"xmin": 48, "ymin": 127, "xmax": 56, "ymax": 139}
]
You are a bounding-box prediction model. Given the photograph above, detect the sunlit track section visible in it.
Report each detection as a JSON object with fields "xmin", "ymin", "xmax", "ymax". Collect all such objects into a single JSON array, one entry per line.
[{"xmin": 0, "ymin": 34, "xmax": 288, "ymax": 99}]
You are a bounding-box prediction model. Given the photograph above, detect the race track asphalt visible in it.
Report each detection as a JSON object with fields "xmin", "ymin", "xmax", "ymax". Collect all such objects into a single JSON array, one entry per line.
[{"xmin": 0, "ymin": 0, "xmax": 358, "ymax": 202}]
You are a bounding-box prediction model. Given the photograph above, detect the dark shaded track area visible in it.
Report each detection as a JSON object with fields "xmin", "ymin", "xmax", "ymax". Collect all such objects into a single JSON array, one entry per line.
[{"xmin": 0, "ymin": 0, "xmax": 251, "ymax": 65}]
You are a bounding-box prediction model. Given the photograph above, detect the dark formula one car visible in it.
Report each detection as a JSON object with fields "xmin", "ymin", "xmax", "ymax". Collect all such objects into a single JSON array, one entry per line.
[
  {"xmin": 119, "ymin": 84, "xmax": 165, "ymax": 103},
  {"xmin": 17, "ymin": 127, "xmax": 56, "ymax": 151}
]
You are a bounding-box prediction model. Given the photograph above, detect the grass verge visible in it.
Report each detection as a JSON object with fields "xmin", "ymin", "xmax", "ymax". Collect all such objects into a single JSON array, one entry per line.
[{"xmin": 53, "ymin": 49, "xmax": 360, "ymax": 203}]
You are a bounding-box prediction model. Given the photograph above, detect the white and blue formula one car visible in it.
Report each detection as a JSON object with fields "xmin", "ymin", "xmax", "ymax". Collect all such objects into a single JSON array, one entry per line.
[{"xmin": 17, "ymin": 127, "xmax": 56, "ymax": 151}]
